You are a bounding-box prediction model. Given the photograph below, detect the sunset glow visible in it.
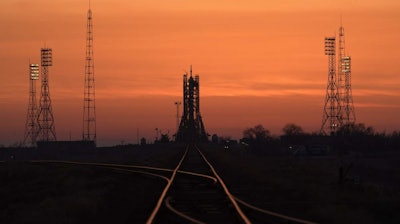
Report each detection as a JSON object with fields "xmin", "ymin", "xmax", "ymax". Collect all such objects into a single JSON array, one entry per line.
[{"xmin": 1, "ymin": 0, "xmax": 399, "ymax": 146}]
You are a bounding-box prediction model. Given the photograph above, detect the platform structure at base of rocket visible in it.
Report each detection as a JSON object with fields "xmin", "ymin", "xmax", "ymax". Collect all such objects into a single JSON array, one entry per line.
[{"xmin": 176, "ymin": 66, "xmax": 208, "ymax": 142}]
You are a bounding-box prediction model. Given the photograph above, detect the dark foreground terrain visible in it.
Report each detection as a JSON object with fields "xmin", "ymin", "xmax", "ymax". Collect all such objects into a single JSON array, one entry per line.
[
  {"xmin": 1, "ymin": 143, "xmax": 400, "ymax": 223},
  {"xmin": 0, "ymin": 144, "xmax": 184, "ymax": 224},
  {"xmin": 204, "ymin": 145, "xmax": 400, "ymax": 224},
  {"xmin": 0, "ymin": 162, "xmax": 164, "ymax": 223}
]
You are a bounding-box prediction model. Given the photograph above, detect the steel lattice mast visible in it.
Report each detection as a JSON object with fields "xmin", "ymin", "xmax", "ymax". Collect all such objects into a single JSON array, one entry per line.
[
  {"xmin": 321, "ymin": 37, "xmax": 342, "ymax": 135},
  {"xmin": 23, "ymin": 63, "xmax": 40, "ymax": 146},
  {"xmin": 338, "ymin": 26, "xmax": 346, "ymax": 116},
  {"xmin": 83, "ymin": 2, "xmax": 96, "ymax": 142},
  {"xmin": 338, "ymin": 25, "xmax": 356, "ymax": 124},
  {"xmin": 37, "ymin": 48, "xmax": 57, "ymax": 141}
]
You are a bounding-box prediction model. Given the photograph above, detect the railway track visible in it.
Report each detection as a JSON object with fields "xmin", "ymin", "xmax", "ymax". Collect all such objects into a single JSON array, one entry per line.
[
  {"xmin": 148, "ymin": 144, "xmax": 317, "ymax": 224},
  {"xmin": 23, "ymin": 145, "xmax": 317, "ymax": 224},
  {"xmin": 149, "ymin": 144, "xmax": 250, "ymax": 224}
]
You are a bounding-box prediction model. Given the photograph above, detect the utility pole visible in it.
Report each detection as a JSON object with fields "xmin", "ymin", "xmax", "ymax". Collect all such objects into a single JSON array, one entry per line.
[
  {"xmin": 174, "ymin": 101, "xmax": 181, "ymax": 136},
  {"xmin": 155, "ymin": 128, "xmax": 159, "ymax": 143}
]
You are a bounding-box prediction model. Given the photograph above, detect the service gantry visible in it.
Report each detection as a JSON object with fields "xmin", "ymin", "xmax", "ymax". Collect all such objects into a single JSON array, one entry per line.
[
  {"xmin": 83, "ymin": 2, "xmax": 96, "ymax": 143},
  {"xmin": 176, "ymin": 66, "xmax": 208, "ymax": 142},
  {"xmin": 37, "ymin": 48, "xmax": 57, "ymax": 141},
  {"xmin": 23, "ymin": 63, "xmax": 40, "ymax": 147}
]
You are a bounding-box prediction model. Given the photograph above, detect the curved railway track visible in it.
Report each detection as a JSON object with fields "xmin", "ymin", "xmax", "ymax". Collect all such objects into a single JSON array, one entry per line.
[
  {"xmin": 148, "ymin": 144, "xmax": 317, "ymax": 224},
  {"xmin": 149, "ymin": 144, "xmax": 250, "ymax": 224},
  {"xmin": 25, "ymin": 144, "xmax": 317, "ymax": 224}
]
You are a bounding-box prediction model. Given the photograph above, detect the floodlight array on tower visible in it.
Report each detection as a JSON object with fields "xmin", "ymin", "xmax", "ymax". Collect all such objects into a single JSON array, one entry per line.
[
  {"xmin": 37, "ymin": 48, "xmax": 57, "ymax": 141},
  {"xmin": 23, "ymin": 63, "xmax": 40, "ymax": 146},
  {"xmin": 321, "ymin": 24, "xmax": 356, "ymax": 135}
]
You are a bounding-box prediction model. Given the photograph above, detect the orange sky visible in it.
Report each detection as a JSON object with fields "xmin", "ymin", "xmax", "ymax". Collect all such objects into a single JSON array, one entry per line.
[{"xmin": 1, "ymin": 0, "xmax": 399, "ymax": 146}]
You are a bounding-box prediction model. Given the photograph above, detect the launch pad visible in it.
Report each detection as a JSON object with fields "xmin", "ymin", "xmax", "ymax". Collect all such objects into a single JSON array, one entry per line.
[{"xmin": 175, "ymin": 66, "xmax": 208, "ymax": 142}]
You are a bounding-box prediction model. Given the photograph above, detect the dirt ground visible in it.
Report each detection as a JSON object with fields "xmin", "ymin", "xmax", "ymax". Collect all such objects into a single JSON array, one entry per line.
[
  {"xmin": 203, "ymin": 144, "xmax": 400, "ymax": 224},
  {"xmin": 1, "ymin": 143, "xmax": 399, "ymax": 223}
]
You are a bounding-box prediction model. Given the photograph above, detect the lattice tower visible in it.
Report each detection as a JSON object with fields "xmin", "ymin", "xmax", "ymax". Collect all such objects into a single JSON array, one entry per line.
[
  {"xmin": 338, "ymin": 26, "xmax": 346, "ymax": 112},
  {"xmin": 37, "ymin": 48, "xmax": 57, "ymax": 141},
  {"xmin": 83, "ymin": 3, "xmax": 96, "ymax": 142},
  {"xmin": 321, "ymin": 37, "xmax": 342, "ymax": 135},
  {"xmin": 23, "ymin": 63, "xmax": 39, "ymax": 146},
  {"xmin": 338, "ymin": 25, "xmax": 356, "ymax": 124}
]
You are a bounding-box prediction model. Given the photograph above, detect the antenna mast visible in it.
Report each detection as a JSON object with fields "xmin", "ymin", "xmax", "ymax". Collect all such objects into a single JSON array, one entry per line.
[{"xmin": 83, "ymin": 1, "xmax": 96, "ymax": 142}]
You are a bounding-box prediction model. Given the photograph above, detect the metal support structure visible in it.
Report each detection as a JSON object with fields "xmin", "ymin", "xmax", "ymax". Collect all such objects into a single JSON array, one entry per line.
[
  {"xmin": 37, "ymin": 48, "xmax": 57, "ymax": 141},
  {"xmin": 23, "ymin": 63, "xmax": 39, "ymax": 147},
  {"xmin": 155, "ymin": 128, "xmax": 159, "ymax": 142},
  {"xmin": 83, "ymin": 3, "xmax": 96, "ymax": 143},
  {"xmin": 176, "ymin": 66, "xmax": 208, "ymax": 142},
  {"xmin": 321, "ymin": 37, "xmax": 342, "ymax": 135},
  {"xmin": 321, "ymin": 24, "xmax": 356, "ymax": 135},
  {"xmin": 338, "ymin": 25, "xmax": 356, "ymax": 124},
  {"xmin": 341, "ymin": 55, "xmax": 356, "ymax": 123},
  {"xmin": 338, "ymin": 26, "xmax": 346, "ymax": 112},
  {"xmin": 174, "ymin": 101, "xmax": 181, "ymax": 136}
]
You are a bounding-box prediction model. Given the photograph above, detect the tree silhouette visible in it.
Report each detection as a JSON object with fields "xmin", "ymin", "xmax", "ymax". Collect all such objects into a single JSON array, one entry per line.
[
  {"xmin": 242, "ymin": 125, "xmax": 276, "ymax": 153},
  {"xmin": 159, "ymin": 133, "xmax": 170, "ymax": 143},
  {"xmin": 335, "ymin": 123, "xmax": 376, "ymax": 152},
  {"xmin": 282, "ymin": 123, "xmax": 304, "ymax": 136},
  {"xmin": 336, "ymin": 123, "xmax": 374, "ymax": 136},
  {"xmin": 243, "ymin": 124, "xmax": 271, "ymax": 142}
]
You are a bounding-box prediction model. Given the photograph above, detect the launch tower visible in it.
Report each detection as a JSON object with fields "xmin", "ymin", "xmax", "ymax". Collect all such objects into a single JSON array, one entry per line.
[
  {"xmin": 176, "ymin": 66, "xmax": 208, "ymax": 142},
  {"xmin": 37, "ymin": 48, "xmax": 57, "ymax": 141}
]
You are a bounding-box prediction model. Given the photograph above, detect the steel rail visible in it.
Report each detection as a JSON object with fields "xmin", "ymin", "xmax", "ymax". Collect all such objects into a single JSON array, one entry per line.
[
  {"xmin": 30, "ymin": 160, "xmax": 174, "ymax": 172},
  {"xmin": 30, "ymin": 160, "xmax": 171, "ymax": 184},
  {"xmin": 177, "ymin": 170, "xmax": 217, "ymax": 184},
  {"xmin": 29, "ymin": 151, "xmax": 315, "ymax": 223},
  {"xmin": 191, "ymin": 149, "xmax": 317, "ymax": 224},
  {"xmin": 162, "ymin": 163, "xmax": 220, "ymax": 223},
  {"xmin": 145, "ymin": 145, "xmax": 189, "ymax": 224},
  {"xmin": 195, "ymin": 145, "xmax": 252, "ymax": 224},
  {"xmin": 19, "ymin": 151, "xmax": 318, "ymax": 224},
  {"xmin": 31, "ymin": 160, "xmax": 216, "ymax": 183},
  {"xmin": 234, "ymin": 196, "xmax": 318, "ymax": 224},
  {"xmin": 109, "ymin": 167, "xmax": 170, "ymax": 182},
  {"xmin": 164, "ymin": 197, "xmax": 206, "ymax": 224}
]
